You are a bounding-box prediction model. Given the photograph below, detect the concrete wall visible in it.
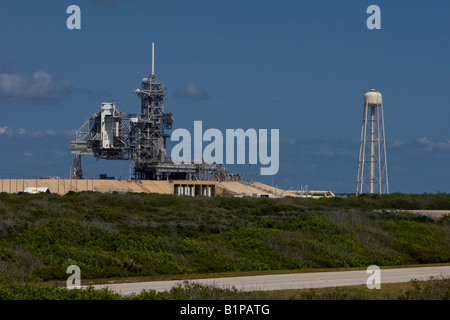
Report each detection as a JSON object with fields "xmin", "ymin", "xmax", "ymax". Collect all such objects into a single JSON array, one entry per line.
[{"xmin": 0, "ymin": 178, "xmax": 298, "ymax": 198}]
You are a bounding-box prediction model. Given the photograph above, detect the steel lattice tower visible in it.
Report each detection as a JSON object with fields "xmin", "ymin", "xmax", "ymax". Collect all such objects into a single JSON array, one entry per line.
[
  {"xmin": 356, "ymin": 89, "xmax": 389, "ymax": 195},
  {"xmin": 131, "ymin": 43, "xmax": 174, "ymax": 179},
  {"xmin": 70, "ymin": 42, "xmax": 233, "ymax": 182}
]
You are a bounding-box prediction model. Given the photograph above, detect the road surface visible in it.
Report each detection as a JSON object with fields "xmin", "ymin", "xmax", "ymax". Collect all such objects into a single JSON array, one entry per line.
[
  {"xmin": 89, "ymin": 266, "xmax": 450, "ymax": 295},
  {"xmin": 378, "ymin": 210, "xmax": 450, "ymax": 219}
]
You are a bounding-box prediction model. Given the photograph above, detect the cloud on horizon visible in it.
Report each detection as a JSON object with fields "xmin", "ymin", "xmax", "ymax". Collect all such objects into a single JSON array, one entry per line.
[
  {"xmin": 0, "ymin": 69, "xmax": 70, "ymax": 105},
  {"xmin": 389, "ymin": 137, "xmax": 450, "ymax": 152},
  {"xmin": 0, "ymin": 126, "xmax": 60, "ymax": 139},
  {"xmin": 275, "ymin": 135, "xmax": 450, "ymax": 192}
]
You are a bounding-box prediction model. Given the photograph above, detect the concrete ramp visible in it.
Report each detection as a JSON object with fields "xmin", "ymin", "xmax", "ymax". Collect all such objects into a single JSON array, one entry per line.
[
  {"xmin": 0, "ymin": 179, "xmax": 333, "ymax": 198},
  {"xmin": 217, "ymin": 181, "xmax": 284, "ymax": 198}
]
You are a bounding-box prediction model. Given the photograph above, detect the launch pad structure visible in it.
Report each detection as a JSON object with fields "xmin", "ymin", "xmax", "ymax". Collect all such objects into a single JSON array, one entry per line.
[
  {"xmin": 71, "ymin": 43, "xmax": 238, "ymax": 182},
  {"xmin": 0, "ymin": 45, "xmax": 338, "ymax": 199},
  {"xmin": 64, "ymin": 43, "xmax": 335, "ymax": 199}
]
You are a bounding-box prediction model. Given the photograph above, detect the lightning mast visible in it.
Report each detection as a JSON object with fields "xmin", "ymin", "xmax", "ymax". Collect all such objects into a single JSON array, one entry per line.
[{"xmin": 130, "ymin": 42, "xmax": 173, "ymax": 179}]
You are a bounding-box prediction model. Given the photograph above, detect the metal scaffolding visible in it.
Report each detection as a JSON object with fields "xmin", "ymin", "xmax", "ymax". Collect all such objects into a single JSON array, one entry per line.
[{"xmin": 70, "ymin": 43, "xmax": 238, "ymax": 182}]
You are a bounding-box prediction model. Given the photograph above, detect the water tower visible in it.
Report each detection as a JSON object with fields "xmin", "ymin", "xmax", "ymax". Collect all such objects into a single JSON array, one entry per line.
[{"xmin": 356, "ymin": 89, "xmax": 389, "ymax": 195}]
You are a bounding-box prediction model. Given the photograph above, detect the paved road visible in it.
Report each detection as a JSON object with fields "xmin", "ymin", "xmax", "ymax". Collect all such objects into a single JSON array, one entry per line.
[
  {"xmin": 399, "ymin": 210, "xmax": 450, "ymax": 218},
  {"xmin": 89, "ymin": 266, "xmax": 450, "ymax": 295},
  {"xmin": 385, "ymin": 210, "xmax": 450, "ymax": 219}
]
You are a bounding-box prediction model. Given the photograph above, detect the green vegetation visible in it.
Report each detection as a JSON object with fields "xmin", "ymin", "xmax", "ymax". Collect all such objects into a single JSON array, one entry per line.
[{"xmin": 0, "ymin": 191, "xmax": 449, "ymax": 298}]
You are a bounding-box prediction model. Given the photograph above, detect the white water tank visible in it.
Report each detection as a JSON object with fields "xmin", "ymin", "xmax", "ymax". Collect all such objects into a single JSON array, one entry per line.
[{"xmin": 364, "ymin": 89, "xmax": 382, "ymax": 107}]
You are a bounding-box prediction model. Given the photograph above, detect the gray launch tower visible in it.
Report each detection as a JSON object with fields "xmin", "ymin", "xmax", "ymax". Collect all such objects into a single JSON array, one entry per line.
[
  {"xmin": 130, "ymin": 43, "xmax": 174, "ymax": 179},
  {"xmin": 71, "ymin": 43, "xmax": 238, "ymax": 181}
]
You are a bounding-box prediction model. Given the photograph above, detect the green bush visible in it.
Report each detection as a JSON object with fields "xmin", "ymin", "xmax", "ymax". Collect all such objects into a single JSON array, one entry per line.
[{"xmin": 0, "ymin": 192, "xmax": 449, "ymax": 283}]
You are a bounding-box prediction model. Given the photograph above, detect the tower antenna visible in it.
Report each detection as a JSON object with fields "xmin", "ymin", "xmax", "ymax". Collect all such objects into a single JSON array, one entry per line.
[{"xmin": 152, "ymin": 42, "xmax": 155, "ymax": 75}]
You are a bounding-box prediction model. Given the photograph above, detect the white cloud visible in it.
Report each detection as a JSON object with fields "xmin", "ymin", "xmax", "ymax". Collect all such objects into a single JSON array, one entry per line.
[
  {"xmin": 390, "ymin": 140, "xmax": 407, "ymax": 148},
  {"xmin": 390, "ymin": 137, "xmax": 450, "ymax": 152},
  {"xmin": 416, "ymin": 137, "xmax": 450, "ymax": 151},
  {"xmin": 174, "ymin": 83, "xmax": 209, "ymax": 100},
  {"xmin": 29, "ymin": 131, "xmax": 43, "ymax": 138},
  {"xmin": 280, "ymin": 137, "xmax": 296, "ymax": 146},
  {"xmin": 46, "ymin": 129, "xmax": 56, "ymax": 136},
  {"xmin": 0, "ymin": 127, "xmax": 59, "ymax": 138},
  {"xmin": 0, "ymin": 70, "xmax": 70, "ymax": 105},
  {"xmin": 418, "ymin": 137, "xmax": 432, "ymax": 146},
  {"xmin": 434, "ymin": 140, "xmax": 450, "ymax": 150}
]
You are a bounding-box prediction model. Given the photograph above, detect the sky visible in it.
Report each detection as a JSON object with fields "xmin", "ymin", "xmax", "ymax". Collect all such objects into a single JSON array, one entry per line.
[{"xmin": 0, "ymin": 0, "xmax": 449, "ymax": 194}]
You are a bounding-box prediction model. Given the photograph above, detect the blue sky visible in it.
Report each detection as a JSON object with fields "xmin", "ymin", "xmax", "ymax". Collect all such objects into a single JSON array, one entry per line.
[{"xmin": 0, "ymin": 0, "xmax": 449, "ymax": 193}]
